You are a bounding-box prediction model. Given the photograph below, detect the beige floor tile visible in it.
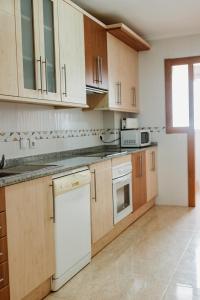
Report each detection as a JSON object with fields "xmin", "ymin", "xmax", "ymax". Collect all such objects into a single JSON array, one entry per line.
[{"xmin": 46, "ymin": 206, "xmax": 200, "ymax": 300}]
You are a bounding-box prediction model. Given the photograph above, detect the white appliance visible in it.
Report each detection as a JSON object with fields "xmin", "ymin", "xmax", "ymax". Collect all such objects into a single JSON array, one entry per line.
[
  {"xmin": 121, "ymin": 129, "xmax": 151, "ymax": 148},
  {"xmin": 112, "ymin": 162, "xmax": 133, "ymax": 224},
  {"xmin": 51, "ymin": 167, "xmax": 91, "ymax": 291},
  {"xmin": 121, "ymin": 118, "xmax": 138, "ymax": 129}
]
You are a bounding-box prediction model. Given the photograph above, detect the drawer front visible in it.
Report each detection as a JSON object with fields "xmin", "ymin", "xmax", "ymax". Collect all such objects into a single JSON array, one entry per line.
[
  {"xmin": 0, "ymin": 262, "xmax": 9, "ymax": 289},
  {"xmin": 0, "ymin": 238, "xmax": 7, "ymax": 264},
  {"xmin": 0, "ymin": 213, "xmax": 6, "ymax": 238},
  {"xmin": 0, "ymin": 190, "xmax": 5, "ymax": 213},
  {"xmin": 0, "ymin": 285, "xmax": 9, "ymax": 300}
]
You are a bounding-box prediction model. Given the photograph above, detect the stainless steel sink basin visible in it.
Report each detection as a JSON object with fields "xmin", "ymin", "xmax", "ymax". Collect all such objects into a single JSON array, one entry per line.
[
  {"xmin": 1, "ymin": 164, "xmax": 57, "ymax": 174},
  {"xmin": 0, "ymin": 172, "xmax": 20, "ymax": 178},
  {"xmin": 83, "ymin": 151, "xmax": 128, "ymax": 158}
]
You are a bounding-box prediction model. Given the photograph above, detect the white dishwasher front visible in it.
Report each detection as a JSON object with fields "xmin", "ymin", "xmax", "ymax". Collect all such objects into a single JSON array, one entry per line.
[{"xmin": 51, "ymin": 167, "xmax": 91, "ymax": 291}]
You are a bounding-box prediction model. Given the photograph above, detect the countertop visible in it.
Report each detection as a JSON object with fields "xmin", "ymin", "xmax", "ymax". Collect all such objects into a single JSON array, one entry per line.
[{"xmin": 0, "ymin": 145, "xmax": 157, "ymax": 188}]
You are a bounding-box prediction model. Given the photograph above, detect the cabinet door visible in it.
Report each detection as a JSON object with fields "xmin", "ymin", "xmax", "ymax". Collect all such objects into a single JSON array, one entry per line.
[
  {"xmin": 90, "ymin": 160, "xmax": 113, "ymax": 243},
  {"xmin": 0, "ymin": 1, "xmax": 18, "ymax": 97},
  {"xmin": 16, "ymin": 0, "xmax": 41, "ymax": 99},
  {"xmin": 122, "ymin": 45, "xmax": 139, "ymax": 113},
  {"xmin": 39, "ymin": 0, "xmax": 61, "ymax": 101},
  {"xmin": 84, "ymin": 16, "xmax": 108, "ymax": 90},
  {"xmin": 107, "ymin": 33, "xmax": 122, "ymax": 109},
  {"xmin": 132, "ymin": 152, "xmax": 147, "ymax": 210},
  {"xmin": 5, "ymin": 177, "xmax": 55, "ymax": 300},
  {"xmin": 146, "ymin": 148, "xmax": 158, "ymax": 202},
  {"xmin": 58, "ymin": 1, "xmax": 86, "ymax": 105}
]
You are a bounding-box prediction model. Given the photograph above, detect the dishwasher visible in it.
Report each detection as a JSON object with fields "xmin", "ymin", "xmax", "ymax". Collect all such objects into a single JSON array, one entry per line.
[{"xmin": 51, "ymin": 167, "xmax": 91, "ymax": 291}]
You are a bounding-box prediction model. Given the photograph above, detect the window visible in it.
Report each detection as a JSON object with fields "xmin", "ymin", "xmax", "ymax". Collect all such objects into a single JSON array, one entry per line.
[{"xmin": 165, "ymin": 56, "xmax": 200, "ymax": 133}]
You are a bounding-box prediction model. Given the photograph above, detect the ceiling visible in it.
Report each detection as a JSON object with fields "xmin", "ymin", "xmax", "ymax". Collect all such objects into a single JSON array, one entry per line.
[{"xmin": 73, "ymin": 0, "xmax": 200, "ymax": 40}]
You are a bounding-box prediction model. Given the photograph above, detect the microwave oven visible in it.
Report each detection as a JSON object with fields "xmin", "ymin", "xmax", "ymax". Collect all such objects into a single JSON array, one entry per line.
[{"xmin": 121, "ymin": 130, "xmax": 151, "ymax": 148}]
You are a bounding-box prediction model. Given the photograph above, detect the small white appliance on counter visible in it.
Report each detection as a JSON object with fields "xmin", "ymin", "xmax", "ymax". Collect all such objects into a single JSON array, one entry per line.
[
  {"xmin": 121, "ymin": 129, "xmax": 151, "ymax": 148},
  {"xmin": 51, "ymin": 167, "xmax": 91, "ymax": 291},
  {"xmin": 112, "ymin": 162, "xmax": 133, "ymax": 223},
  {"xmin": 121, "ymin": 118, "xmax": 138, "ymax": 129}
]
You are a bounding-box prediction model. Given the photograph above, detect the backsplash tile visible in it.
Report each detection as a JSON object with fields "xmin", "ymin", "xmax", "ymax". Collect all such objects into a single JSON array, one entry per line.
[{"xmin": 0, "ymin": 129, "xmax": 120, "ymax": 142}]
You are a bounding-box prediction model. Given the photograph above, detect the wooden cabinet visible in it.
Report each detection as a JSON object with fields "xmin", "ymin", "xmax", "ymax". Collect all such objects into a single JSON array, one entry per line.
[
  {"xmin": 16, "ymin": 0, "xmax": 61, "ymax": 102},
  {"xmin": 0, "ymin": 189, "xmax": 9, "ymax": 299},
  {"xmin": 146, "ymin": 147, "xmax": 158, "ymax": 202},
  {"xmin": 0, "ymin": 285, "xmax": 10, "ymax": 300},
  {"xmin": 58, "ymin": 1, "xmax": 86, "ymax": 105},
  {"xmin": 87, "ymin": 33, "xmax": 139, "ymax": 112},
  {"xmin": 0, "ymin": 1, "xmax": 18, "ymax": 97},
  {"xmin": 84, "ymin": 16, "xmax": 108, "ymax": 90},
  {"xmin": 107, "ymin": 33, "xmax": 139, "ymax": 112},
  {"xmin": 132, "ymin": 151, "xmax": 147, "ymax": 210},
  {"xmin": 90, "ymin": 160, "xmax": 113, "ymax": 243},
  {"xmin": 5, "ymin": 177, "xmax": 55, "ymax": 300}
]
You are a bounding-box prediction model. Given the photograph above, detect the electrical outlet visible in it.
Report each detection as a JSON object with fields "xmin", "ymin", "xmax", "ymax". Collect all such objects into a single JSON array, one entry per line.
[
  {"xmin": 19, "ymin": 139, "xmax": 29, "ymax": 150},
  {"xmin": 29, "ymin": 138, "xmax": 36, "ymax": 149}
]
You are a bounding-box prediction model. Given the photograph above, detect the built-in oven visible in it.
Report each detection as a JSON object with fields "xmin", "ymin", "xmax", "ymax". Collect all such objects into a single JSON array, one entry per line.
[{"xmin": 112, "ymin": 162, "xmax": 133, "ymax": 224}]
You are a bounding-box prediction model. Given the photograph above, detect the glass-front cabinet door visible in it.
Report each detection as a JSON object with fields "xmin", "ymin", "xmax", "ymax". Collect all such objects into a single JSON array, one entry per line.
[
  {"xmin": 39, "ymin": 0, "xmax": 61, "ymax": 101},
  {"xmin": 16, "ymin": 0, "xmax": 41, "ymax": 99},
  {"xmin": 16, "ymin": 0, "xmax": 61, "ymax": 102}
]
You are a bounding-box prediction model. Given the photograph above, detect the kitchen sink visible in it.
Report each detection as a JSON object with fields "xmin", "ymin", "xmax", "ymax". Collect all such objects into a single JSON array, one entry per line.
[
  {"xmin": 83, "ymin": 151, "xmax": 128, "ymax": 158},
  {"xmin": 0, "ymin": 172, "xmax": 20, "ymax": 178},
  {"xmin": 5, "ymin": 164, "xmax": 58, "ymax": 173}
]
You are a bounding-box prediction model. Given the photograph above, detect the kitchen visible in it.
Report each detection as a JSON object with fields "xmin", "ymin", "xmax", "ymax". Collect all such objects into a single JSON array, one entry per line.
[{"xmin": 0, "ymin": 0, "xmax": 200, "ymax": 299}]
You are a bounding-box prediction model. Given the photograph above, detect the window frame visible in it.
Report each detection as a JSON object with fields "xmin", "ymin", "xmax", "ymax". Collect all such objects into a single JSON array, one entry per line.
[{"xmin": 165, "ymin": 56, "xmax": 200, "ymax": 134}]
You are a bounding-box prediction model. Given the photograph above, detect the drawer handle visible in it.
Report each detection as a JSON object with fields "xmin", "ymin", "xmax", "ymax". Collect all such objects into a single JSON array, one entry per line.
[
  {"xmin": 0, "ymin": 226, "xmax": 2, "ymax": 230},
  {"xmin": 0, "ymin": 278, "xmax": 4, "ymax": 283},
  {"xmin": 0, "ymin": 253, "xmax": 3, "ymax": 256}
]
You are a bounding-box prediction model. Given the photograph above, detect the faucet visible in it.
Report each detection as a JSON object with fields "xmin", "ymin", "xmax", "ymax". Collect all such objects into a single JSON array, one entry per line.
[{"xmin": 0, "ymin": 155, "xmax": 5, "ymax": 169}]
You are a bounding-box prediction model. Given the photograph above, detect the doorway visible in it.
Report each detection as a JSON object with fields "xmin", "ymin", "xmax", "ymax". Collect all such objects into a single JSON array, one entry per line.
[{"xmin": 165, "ymin": 56, "xmax": 200, "ymax": 207}]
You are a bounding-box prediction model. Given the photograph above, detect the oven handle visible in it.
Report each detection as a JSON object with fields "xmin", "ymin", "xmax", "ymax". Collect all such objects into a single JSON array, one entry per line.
[{"xmin": 112, "ymin": 172, "xmax": 132, "ymax": 184}]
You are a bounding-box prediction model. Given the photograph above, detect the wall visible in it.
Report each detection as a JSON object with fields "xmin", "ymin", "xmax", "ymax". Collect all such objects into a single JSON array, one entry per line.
[
  {"xmin": 139, "ymin": 33, "xmax": 200, "ymax": 206},
  {"xmin": 0, "ymin": 102, "xmax": 106, "ymax": 159}
]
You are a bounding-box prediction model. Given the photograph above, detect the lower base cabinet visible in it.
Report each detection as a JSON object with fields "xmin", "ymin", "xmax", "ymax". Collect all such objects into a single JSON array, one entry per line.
[
  {"xmin": 132, "ymin": 151, "xmax": 147, "ymax": 210},
  {"xmin": 90, "ymin": 160, "xmax": 113, "ymax": 244},
  {"xmin": 5, "ymin": 177, "xmax": 55, "ymax": 300},
  {"xmin": 146, "ymin": 147, "xmax": 158, "ymax": 202}
]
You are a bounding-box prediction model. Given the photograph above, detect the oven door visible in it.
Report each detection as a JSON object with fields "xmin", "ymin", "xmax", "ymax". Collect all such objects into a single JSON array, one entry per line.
[{"xmin": 112, "ymin": 173, "xmax": 133, "ymax": 224}]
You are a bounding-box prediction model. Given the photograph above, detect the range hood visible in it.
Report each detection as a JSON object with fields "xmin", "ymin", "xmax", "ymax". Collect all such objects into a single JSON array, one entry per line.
[{"xmin": 86, "ymin": 85, "xmax": 108, "ymax": 95}]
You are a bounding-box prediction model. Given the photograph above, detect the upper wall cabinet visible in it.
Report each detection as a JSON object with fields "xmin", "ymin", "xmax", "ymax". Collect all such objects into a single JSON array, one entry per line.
[
  {"xmin": 15, "ymin": 0, "xmax": 61, "ymax": 102},
  {"xmin": 84, "ymin": 16, "xmax": 108, "ymax": 91},
  {"xmin": 0, "ymin": 1, "xmax": 18, "ymax": 97},
  {"xmin": 58, "ymin": 1, "xmax": 86, "ymax": 105},
  {"xmin": 87, "ymin": 33, "xmax": 139, "ymax": 113}
]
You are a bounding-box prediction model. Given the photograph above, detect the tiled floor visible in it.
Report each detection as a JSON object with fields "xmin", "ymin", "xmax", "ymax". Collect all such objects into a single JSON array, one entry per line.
[{"xmin": 46, "ymin": 206, "xmax": 200, "ymax": 300}]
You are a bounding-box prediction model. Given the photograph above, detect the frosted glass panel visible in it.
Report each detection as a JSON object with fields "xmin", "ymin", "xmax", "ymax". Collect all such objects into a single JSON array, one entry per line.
[
  {"xmin": 172, "ymin": 65, "xmax": 189, "ymax": 127},
  {"xmin": 21, "ymin": 0, "xmax": 36, "ymax": 90},
  {"xmin": 43, "ymin": 0, "xmax": 56, "ymax": 93},
  {"xmin": 194, "ymin": 64, "xmax": 200, "ymax": 129}
]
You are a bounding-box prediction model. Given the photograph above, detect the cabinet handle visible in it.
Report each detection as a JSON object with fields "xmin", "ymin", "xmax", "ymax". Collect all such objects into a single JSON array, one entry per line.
[
  {"xmin": 0, "ymin": 253, "xmax": 3, "ymax": 256},
  {"xmin": 119, "ymin": 82, "xmax": 122, "ymax": 104},
  {"xmin": 152, "ymin": 151, "xmax": 156, "ymax": 171},
  {"xmin": 37, "ymin": 56, "xmax": 43, "ymax": 93},
  {"xmin": 43, "ymin": 58, "xmax": 48, "ymax": 94},
  {"xmin": 99, "ymin": 57, "xmax": 103, "ymax": 84},
  {"xmin": 62, "ymin": 64, "xmax": 67, "ymax": 97},
  {"xmin": 50, "ymin": 183, "xmax": 55, "ymax": 223},
  {"xmin": 91, "ymin": 170, "xmax": 97, "ymax": 202},
  {"xmin": 140, "ymin": 154, "xmax": 143, "ymax": 177},
  {"xmin": 94, "ymin": 57, "xmax": 99, "ymax": 83},
  {"xmin": 0, "ymin": 278, "xmax": 4, "ymax": 283},
  {"xmin": 116, "ymin": 82, "xmax": 120, "ymax": 104},
  {"xmin": 132, "ymin": 87, "xmax": 136, "ymax": 107}
]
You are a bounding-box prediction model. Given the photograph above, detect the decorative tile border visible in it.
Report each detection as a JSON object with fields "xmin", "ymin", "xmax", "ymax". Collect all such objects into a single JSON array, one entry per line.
[{"xmin": 0, "ymin": 129, "xmax": 120, "ymax": 142}]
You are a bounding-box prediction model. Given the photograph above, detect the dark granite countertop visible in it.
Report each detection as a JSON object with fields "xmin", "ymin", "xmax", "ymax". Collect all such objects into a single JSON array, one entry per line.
[{"xmin": 0, "ymin": 144, "xmax": 157, "ymax": 188}]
